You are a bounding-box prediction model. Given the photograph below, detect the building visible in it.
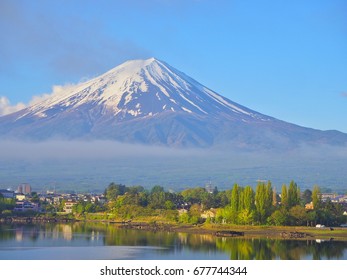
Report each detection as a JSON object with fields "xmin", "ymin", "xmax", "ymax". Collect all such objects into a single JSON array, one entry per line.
[
  {"xmin": 14, "ymin": 201, "xmax": 39, "ymax": 212},
  {"xmin": 0, "ymin": 189, "xmax": 15, "ymax": 199},
  {"xmin": 201, "ymin": 209, "xmax": 217, "ymax": 219},
  {"xmin": 205, "ymin": 182, "xmax": 216, "ymax": 194},
  {"xmin": 91, "ymin": 195, "xmax": 107, "ymax": 204},
  {"xmin": 63, "ymin": 200, "xmax": 78, "ymax": 213},
  {"xmin": 17, "ymin": 183, "xmax": 31, "ymax": 194},
  {"xmin": 15, "ymin": 193, "xmax": 26, "ymax": 201},
  {"xmin": 305, "ymin": 202, "xmax": 314, "ymax": 210}
]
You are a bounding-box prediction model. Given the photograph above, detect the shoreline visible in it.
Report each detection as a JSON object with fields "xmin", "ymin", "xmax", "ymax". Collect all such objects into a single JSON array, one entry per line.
[
  {"xmin": 3, "ymin": 217, "xmax": 347, "ymax": 241},
  {"xmin": 142, "ymin": 223, "xmax": 347, "ymax": 241},
  {"xmin": 102, "ymin": 220, "xmax": 347, "ymax": 241},
  {"xmin": 2, "ymin": 216, "xmax": 347, "ymax": 241}
]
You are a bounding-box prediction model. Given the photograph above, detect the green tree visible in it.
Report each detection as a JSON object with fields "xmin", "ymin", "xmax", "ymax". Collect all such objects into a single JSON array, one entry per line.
[
  {"xmin": 138, "ymin": 192, "xmax": 149, "ymax": 207},
  {"xmin": 230, "ymin": 184, "xmax": 240, "ymax": 223},
  {"xmin": 189, "ymin": 204, "xmax": 202, "ymax": 224},
  {"xmin": 302, "ymin": 189, "xmax": 312, "ymax": 205},
  {"xmin": 74, "ymin": 202, "xmax": 85, "ymax": 214},
  {"xmin": 307, "ymin": 210, "xmax": 317, "ymax": 226},
  {"xmin": 179, "ymin": 212, "xmax": 190, "ymax": 223},
  {"xmin": 148, "ymin": 186, "xmax": 166, "ymax": 209},
  {"xmin": 281, "ymin": 184, "xmax": 288, "ymax": 208},
  {"xmin": 216, "ymin": 206, "xmax": 233, "ymax": 223},
  {"xmin": 242, "ymin": 186, "xmax": 255, "ymax": 212},
  {"xmin": 216, "ymin": 190, "xmax": 232, "ymax": 207},
  {"xmin": 126, "ymin": 185, "xmax": 145, "ymax": 194},
  {"xmin": 180, "ymin": 187, "xmax": 207, "ymax": 205},
  {"xmin": 268, "ymin": 208, "xmax": 289, "ymax": 226},
  {"xmin": 319, "ymin": 199, "xmax": 345, "ymax": 226},
  {"xmin": 238, "ymin": 209, "xmax": 254, "ymax": 225},
  {"xmin": 289, "ymin": 205, "xmax": 307, "ymax": 226},
  {"xmin": 84, "ymin": 202, "xmax": 96, "ymax": 213},
  {"xmin": 151, "ymin": 185, "xmax": 164, "ymax": 194},
  {"xmin": 312, "ymin": 185, "xmax": 321, "ymax": 210},
  {"xmin": 237, "ymin": 186, "xmax": 255, "ymax": 224},
  {"xmin": 200, "ymin": 192, "xmax": 215, "ymax": 210},
  {"xmin": 164, "ymin": 200, "xmax": 175, "ymax": 210},
  {"xmin": 272, "ymin": 188, "xmax": 277, "ymax": 207},
  {"xmin": 288, "ymin": 180, "xmax": 300, "ymax": 208},
  {"xmin": 105, "ymin": 183, "xmax": 126, "ymax": 201},
  {"xmin": 255, "ymin": 181, "xmax": 273, "ymax": 224}
]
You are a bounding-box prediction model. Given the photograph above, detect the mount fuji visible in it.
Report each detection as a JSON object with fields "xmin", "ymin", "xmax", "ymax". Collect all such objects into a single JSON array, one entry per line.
[{"xmin": 0, "ymin": 58, "xmax": 346, "ymax": 149}]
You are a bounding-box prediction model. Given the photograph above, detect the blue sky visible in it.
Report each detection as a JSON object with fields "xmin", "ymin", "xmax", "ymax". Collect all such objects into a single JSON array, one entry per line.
[{"xmin": 0, "ymin": 0, "xmax": 346, "ymax": 132}]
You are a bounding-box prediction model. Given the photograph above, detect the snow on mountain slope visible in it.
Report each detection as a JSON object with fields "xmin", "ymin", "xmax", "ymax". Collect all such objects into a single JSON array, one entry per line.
[
  {"xmin": 0, "ymin": 58, "xmax": 346, "ymax": 149},
  {"xmin": 16, "ymin": 58, "xmax": 268, "ymax": 121}
]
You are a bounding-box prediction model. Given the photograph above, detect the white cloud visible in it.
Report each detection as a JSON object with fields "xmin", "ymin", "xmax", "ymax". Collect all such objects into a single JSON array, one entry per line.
[
  {"xmin": 27, "ymin": 84, "xmax": 76, "ymax": 106},
  {"xmin": 0, "ymin": 83, "xmax": 77, "ymax": 116},
  {"xmin": 0, "ymin": 96, "xmax": 26, "ymax": 116},
  {"xmin": 28, "ymin": 93, "xmax": 53, "ymax": 106}
]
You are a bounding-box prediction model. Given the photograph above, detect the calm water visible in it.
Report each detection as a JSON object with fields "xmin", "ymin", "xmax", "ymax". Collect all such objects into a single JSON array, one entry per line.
[{"xmin": 0, "ymin": 222, "xmax": 346, "ymax": 260}]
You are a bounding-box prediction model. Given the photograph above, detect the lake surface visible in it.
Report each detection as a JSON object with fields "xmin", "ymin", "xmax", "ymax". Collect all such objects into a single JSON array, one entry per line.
[{"xmin": 0, "ymin": 222, "xmax": 346, "ymax": 260}]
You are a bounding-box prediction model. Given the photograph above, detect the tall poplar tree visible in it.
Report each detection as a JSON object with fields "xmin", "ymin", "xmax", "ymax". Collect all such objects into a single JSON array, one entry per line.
[
  {"xmin": 238, "ymin": 185, "xmax": 255, "ymax": 225},
  {"xmin": 272, "ymin": 188, "xmax": 277, "ymax": 207},
  {"xmin": 242, "ymin": 186, "xmax": 255, "ymax": 212},
  {"xmin": 255, "ymin": 181, "xmax": 273, "ymax": 224},
  {"xmin": 281, "ymin": 184, "xmax": 288, "ymax": 208},
  {"xmin": 288, "ymin": 180, "xmax": 300, "ymax": 208},
  {"xmin": 230, "ymin": 184, "xmax": 240, "ymax": 223},
  {"xmin": 265, "ymin": 181, "xmax": 273, "ymax": 209},
  {"xmin": 312, "ymin": 185, "xmax": 321, "ymax": 210}
]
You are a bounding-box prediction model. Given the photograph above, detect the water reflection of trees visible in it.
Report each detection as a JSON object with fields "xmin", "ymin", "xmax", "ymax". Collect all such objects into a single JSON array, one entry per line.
[
  {"xmin": 215, "ymin": 238, "xmax": 347, "ymax": 260},
  {"xmin": 0, "ymin": 224, "xmax": 41, "ymax": 242},
  {"xmin": 0, "ymin": 224, "xmax": 15, "ymax": 240},
  {"xmin": 0, "ymin": 223, "xmax": 100, "ymax": 243},
  {"xmin": 1, "ymin": 223, "xmax": 347, "ymax": 259},
  {"xmin": 67, "ymin": 223, "xmax": 218, "ymax": 254}
]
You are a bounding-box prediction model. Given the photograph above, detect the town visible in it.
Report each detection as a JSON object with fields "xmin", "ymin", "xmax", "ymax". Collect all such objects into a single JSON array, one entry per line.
[{"xmin": 0, "ymin": 183, "xmax": 106, "ymax": 214}]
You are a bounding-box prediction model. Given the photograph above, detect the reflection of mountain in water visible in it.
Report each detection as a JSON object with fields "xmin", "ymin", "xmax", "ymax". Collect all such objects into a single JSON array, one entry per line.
[{"xmin": 0, "ymin": 223, "xmax": 347, "ymax": 260}]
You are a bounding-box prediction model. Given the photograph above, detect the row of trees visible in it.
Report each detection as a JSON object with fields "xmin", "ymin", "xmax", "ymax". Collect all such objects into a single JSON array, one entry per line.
[
  {"xmin": 103, "ymin": 183, "xmax": 232, "ymax": 211},
  {"xmin": 52, "ymin": 181, "xmax": 346, "ymax": 226},
  {"xmin": 219, "ymin": 181, "xmax": 301, "ymax": 224},
  {"xmin": 214, "ymin": 181, "xmax": 345, "ymax": 226}
]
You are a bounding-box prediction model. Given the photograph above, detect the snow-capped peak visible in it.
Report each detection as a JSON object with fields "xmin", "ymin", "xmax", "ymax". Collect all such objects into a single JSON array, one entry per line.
[{"xmin": 16, "ymin": 58, "xmax": 267, "ymax": 122}]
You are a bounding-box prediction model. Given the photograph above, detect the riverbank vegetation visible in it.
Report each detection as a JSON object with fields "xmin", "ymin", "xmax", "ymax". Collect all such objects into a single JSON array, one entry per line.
[
  {"xmin": 76, "ymin": 181, "xmax": 347, "ymax": 227},
  {"xmin": 1, "ymin": 181, "xmax": 346, "ymax": 228}
]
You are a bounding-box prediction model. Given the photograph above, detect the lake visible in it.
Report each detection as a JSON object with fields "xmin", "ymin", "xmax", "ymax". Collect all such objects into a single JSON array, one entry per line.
[{"xmin": 0, "ymin": 222, "xmax": 346, "ymax": 260}]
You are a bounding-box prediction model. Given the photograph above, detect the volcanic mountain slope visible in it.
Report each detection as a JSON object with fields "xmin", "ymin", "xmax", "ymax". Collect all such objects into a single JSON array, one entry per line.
[{"xmin": 0, "ymin": 58, "xmax": 346, "ymax": 149}]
